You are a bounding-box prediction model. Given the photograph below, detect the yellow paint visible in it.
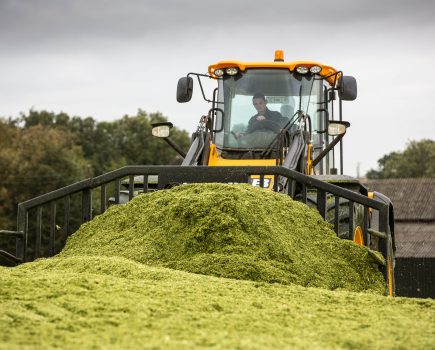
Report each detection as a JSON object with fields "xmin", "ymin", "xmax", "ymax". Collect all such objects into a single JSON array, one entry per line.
[
  {"xmin": 353, "ymin": 226, "xmax": 364, "ymax": 246},
  {"xmin": 250, "ymin": 175, "xmax": 275, "ymax": 189},
  {"xmin": 208, "ymin": 55, "xmax": 340, "ymax": 86},
  {"xmin": 305, "ymin": 144, "xmax": 312, "ymax": 175},
  {"xmin": 207, "ymin": 144, "xmax": 276, "ymax": 167}
]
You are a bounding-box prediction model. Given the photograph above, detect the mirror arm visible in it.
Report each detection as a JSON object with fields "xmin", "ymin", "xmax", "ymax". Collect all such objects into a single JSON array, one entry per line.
[
  {"xmin": 187, "ymin": 72, "xmax": 215, "ymax": 103},
  {"xmin": 162, "ymin": 137, "xmax": 187, "ymax": 158},
  {"xmin": 312, "ymin": 131, "xmax": 345, "ymax": 167}
]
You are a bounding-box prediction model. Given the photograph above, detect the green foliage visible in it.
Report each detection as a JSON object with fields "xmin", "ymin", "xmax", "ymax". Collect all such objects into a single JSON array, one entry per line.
[
  {"xmin": 16, "ymin": 109, "xmax": 190, "ymax": 174},
  {"xmin": 0, "ymin": 121, "xmax": 92, "ymax": 229},
  {"xmin": 0, "ymin": 109, "xmax": 190, "ymax": 230},
  {"xmin": 367, "ymin": 139, "xmax": 435, "ymax": 179}
]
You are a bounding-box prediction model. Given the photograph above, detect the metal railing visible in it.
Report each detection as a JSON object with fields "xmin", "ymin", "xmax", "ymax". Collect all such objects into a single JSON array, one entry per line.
[{"xmin": 0, "ymin": 165, "xmax": 394, "ymax": 292}]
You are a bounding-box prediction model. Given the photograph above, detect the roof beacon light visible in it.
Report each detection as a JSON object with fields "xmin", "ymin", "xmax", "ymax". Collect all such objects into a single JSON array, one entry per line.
[
  {"xmin": 214, "ymin": 68, "xmax": 225, "ymax": 77},
  {"xmin": 310, "ymin": 65, "xmax": 322, "ymax": 74},
  {"xmin": 226, "ymin": 67, "xmax": 239, "ymax": 76},
  {"xmin": 296, "ymin": 66, "xmax": 309, "ymax": 74},
  {"xmin": 274, "ymin": 50, "xmax": 284, "ymax": 62}
]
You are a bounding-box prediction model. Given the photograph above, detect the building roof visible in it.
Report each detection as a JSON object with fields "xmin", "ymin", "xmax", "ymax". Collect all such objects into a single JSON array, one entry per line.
[
  {"xmin": 394, "ymin": 222, "xmax": 435, "ymax": 258},
  {"xmin": 362, "ymin": 178, "xmax": 435, "ymax": 258},
  {"xmin": 363, "ymin": 178, "xmax": 435, "ymax": 221}
]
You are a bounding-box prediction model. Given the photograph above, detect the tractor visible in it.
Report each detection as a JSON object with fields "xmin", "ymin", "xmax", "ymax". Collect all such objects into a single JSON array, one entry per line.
[{"xmin": 0, "ymin": 50, "xmax": 396, "ymax": 296}]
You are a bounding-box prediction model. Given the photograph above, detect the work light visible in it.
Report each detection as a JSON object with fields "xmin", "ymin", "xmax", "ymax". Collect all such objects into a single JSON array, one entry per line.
[
  {"xmin": 214, "ymin": 68, "xmax": 225, "ymax": 77},
  {"xmin": 310, "ymin": 65, "xmax": 322, "ymax": 74},
  {"xmin": 225, "ymin": 67, "xmax": 239, "ymax": 76},
  {"xmin": 296, "ymin": 66, "xmax": 309, "ymax": 74}
]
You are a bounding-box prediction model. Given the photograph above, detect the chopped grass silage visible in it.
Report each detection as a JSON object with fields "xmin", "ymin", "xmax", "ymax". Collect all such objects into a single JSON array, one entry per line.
[
  {"xmin": 1, "ymin": 256, "xmax": 434, "ymax": 350},
  {"xmin": 1, "ymin": 183, "xmax": 434, "ymax": 350},
  {"xmin": 60, "ymin": 183, "xmax": 385, "ymax": 293}
]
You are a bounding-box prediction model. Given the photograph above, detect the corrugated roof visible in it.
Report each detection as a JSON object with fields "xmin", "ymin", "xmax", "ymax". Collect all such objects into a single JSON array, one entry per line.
[
  {"xmin": 395, "ymin": 222, "xmax": 435, "ymax": 258},
  {"xmin": 362, "ymin": 179, "xmax": 435, "ymax": 221}
]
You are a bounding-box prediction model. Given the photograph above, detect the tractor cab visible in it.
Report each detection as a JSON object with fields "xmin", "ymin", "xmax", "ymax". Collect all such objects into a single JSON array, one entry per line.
[
  {"xmin": 154, "ymin": 50, "xmax": 357, "ymax": 176},
  {"xmin": 212, "ymin": 68, "xmax": 323, "ymax": 162}
]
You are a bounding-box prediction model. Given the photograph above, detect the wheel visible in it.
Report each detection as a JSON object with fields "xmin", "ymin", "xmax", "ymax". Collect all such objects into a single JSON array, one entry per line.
[{"xmin": 297, "ymin": 191, "xmax": 364, "ymax": 240}]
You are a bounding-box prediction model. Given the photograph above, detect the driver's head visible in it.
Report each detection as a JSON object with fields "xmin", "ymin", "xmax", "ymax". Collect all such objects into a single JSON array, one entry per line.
[{"xmin": 252, "ymin": 93, "xmax": 267, "ymax": 114}]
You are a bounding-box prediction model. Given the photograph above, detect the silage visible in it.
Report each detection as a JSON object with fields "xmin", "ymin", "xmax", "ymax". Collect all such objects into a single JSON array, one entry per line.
[
  {"xmin": 1, "ymin": 255, "xmax": 434, "ymax": 350},
  {"xmin": 1, "ymin": 183, "xmax": 434, "ymax": 349},
  {"xmin": 60, "ymin": 183, "xmax": 385, "ymax": 293}
]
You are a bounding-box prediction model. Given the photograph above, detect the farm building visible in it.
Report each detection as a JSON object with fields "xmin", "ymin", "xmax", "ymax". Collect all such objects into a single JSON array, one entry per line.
[{"xmin": 362, "ymin": 178, "xmax": 435, "ymax": 298}]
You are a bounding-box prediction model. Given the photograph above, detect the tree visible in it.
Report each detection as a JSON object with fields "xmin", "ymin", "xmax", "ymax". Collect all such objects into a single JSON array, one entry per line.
[
  {"xmin": 0, "ymin": 109, "xmax": 191, "ymax": 229},
  {"xmin": 366, "ymin": 139, "xmax": 435, "ymax": 179},
  {"xmin": 16, "ymin": 109, "xmax": 191, "ymax": 175},
  {"xmin": 0, "ymin": 122, "xmax": 92, "ymax": 229}
]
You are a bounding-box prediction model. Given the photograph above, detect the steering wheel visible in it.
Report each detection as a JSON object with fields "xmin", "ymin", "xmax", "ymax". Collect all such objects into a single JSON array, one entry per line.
[{"xmin": 249, "ymin": 119, "xmax": 282, "ymax": 133}]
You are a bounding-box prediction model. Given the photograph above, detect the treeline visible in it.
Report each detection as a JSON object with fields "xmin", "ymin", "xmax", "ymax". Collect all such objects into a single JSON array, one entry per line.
[
  {"xmin": 0, "ymin": 109, "xmax": 190, "ymax": 229},
  {"xmin": 366, "ymin": 139, "xmax": 435, "ymax": 179}
]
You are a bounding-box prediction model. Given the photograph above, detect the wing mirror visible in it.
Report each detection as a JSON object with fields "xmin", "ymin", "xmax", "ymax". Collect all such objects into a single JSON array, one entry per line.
[
  {"xmin": 176, "ymin": 76, "xmax": 193, "ymax": 103},
  {"xmin": 338, "ymin": 76, "xmax": 357, "ymax": 101}
]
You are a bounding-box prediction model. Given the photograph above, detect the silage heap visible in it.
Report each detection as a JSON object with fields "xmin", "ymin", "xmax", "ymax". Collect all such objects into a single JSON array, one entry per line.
[{"xmin": 61, "ymin": 183, "xmax": 385, "ymax": 294}]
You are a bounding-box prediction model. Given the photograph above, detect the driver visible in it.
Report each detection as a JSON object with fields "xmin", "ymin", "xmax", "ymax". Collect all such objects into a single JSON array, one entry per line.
[{"xmin": 246, "ymin": 93, "xmax": 287, "ymax": 133}]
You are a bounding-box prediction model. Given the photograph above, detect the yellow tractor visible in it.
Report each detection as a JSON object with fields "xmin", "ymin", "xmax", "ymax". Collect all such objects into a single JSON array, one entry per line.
[
  {"xmin": 153, "ymin": 50, "xmax": 354, "ymax": 175},
  {"xmin": 152, "ymin": 50, "xmax": 396, "ymax": 295},
  {"xmin": 0, "ymin": 50, "xmax": 396, "ymax": 296}
]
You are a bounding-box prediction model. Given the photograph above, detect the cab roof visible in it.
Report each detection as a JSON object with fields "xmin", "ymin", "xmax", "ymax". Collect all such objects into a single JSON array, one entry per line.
[{"xmin": 208, "ymin": 51, "xmax": 340, "ymax": 86}]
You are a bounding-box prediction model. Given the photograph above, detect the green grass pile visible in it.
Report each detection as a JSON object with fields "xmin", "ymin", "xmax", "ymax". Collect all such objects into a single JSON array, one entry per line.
[
  {"xmin": 60, "ymin": 183, "xmax": 384, "ymax": 293},
  {"xmin": 1, "ymin": 183, "xmax": 434, "ymax": 349},
  {"xmin": 1, "ymin": 256, "xmax": 434, "ymax": 350}
]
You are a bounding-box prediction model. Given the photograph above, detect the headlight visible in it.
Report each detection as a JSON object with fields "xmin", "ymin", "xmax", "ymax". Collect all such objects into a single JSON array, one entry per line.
[
  {"xmin": 296, "ymin": 66, "xmax": 309, "ymax": 74},
  {"xmin": 328, "ymin": 123, "xmax": 346, "ymax": 136},
  {"xmin": 225, "ymin": 67, "xmax": 239, "ymax": 76},
  {"xmin": 310, "ymin": 65, "xmax": 322, "ymax": 74},
  {"xmin": 214, "ymin": 68, "xmax": 224, "ymax": 77}
]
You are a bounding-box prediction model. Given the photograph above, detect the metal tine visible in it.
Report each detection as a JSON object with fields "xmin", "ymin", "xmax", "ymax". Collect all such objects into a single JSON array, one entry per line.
[
  {"xmin": 143, "ymin": 175, "xmax": 149, "ymax": 193},
  {"xmin": 81, "ymin": 189, "xmax": 92, "ymax": 223},
  {"xmin": 273, "ymin": 175, "xmax": 278, "ymax": 191},
  {"xmin": 291, "ymin": 180, "xmax": 297, "ymax": 199},
  {"xmin": 285, "ymin": 178, "xmax": 291, "ymax": 196},
  {"xmin": 49, "ymin": 201, "xmax": 56, "ymax": 256},
  {"xmin": 129, "ymin": 175, "xmax": 134, "ymax": 201},
  {"xmin": 63, "ymin": 196, "xmax": 70, "ymax": 238},
  {"xmin": 363, "ymin": 206, "xmax": 369, "ymax": 246},
  {"xmin": 115, "ymin": 179, "xmax": 121, "ymax": 204},
  {"xmin": 100, "ymin": 184, "xmax": 107, "ymax": 214},
  {"xmin": 334, "ymin": 196, "xmax": 339, "ymax": 235},
  {"xmin": 316, "ymin": 190, "xmax": 327, "ymax": 219},
  {"xmin": 16, "ymin": 207, "xmax": 28, "ymax": 262},
  {"xmin": 348, "ymin": 201, "xmax": 354, "ymax": 240},
  {"xmin": 35, "ymin": 206, "xmax": 42, "ymax": 259},
  {"xmin": 302, "ymin": 184, "xmax": 307, "ymax": 204}
]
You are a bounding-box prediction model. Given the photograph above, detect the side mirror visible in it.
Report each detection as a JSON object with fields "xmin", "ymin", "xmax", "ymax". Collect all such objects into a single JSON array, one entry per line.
[
  {"xmin": 338, "ymin": 76, "xmax": 357, "ymax": 101},
  {"xmin": 151, "ymin": 122, "xmax": 173, "ymax": 138},
  {"xmin": 176, "ymin": 77, "xmax": 193, "ymax": 103}
]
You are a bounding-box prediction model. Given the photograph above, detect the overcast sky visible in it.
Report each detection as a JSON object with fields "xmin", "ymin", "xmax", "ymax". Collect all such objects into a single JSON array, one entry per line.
[{"xmin": 1, "ymin": 0, "xmax": 434, "ymax": 176}]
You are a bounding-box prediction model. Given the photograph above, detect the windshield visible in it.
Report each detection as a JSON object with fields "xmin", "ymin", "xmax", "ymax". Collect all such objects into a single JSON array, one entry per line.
[{"xmin": 214, "ymin": 69, "xmax": 325, "ymax": 151}]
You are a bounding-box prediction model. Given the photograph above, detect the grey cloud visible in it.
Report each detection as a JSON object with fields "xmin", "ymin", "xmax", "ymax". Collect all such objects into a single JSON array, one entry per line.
[{"xmin": 1, "ymin": 0, "xmax": 434, "ymax": 49}]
